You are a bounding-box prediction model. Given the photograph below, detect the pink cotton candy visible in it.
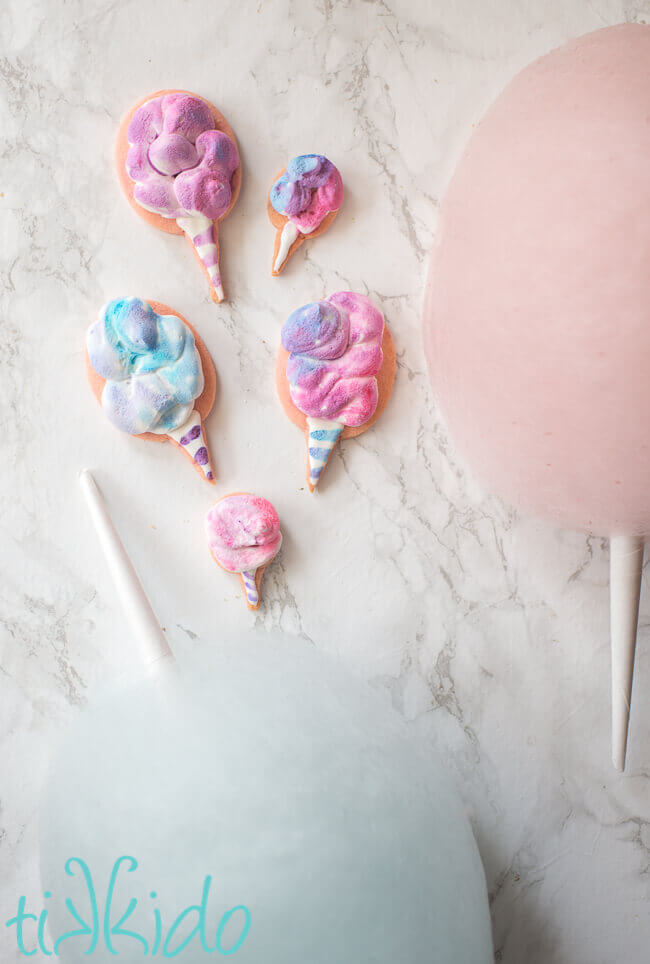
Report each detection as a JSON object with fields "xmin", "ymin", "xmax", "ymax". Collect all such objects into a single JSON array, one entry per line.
[
  {"xmin": 424, "ymin": 23, "xmax": 650, "ymax": 535},
  {"xmin": 206, "ymin": 495, "xmax": 282, "ymax": 573}
]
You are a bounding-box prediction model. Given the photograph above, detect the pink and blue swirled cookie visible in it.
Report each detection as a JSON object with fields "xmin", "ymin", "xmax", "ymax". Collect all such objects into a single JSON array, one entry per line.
[
  {"xmin": 86, "ymin": 297, "xmax": 216, "ymax": 483},
  {"xmin": 276, "ymin": 291, "xmax": 395, "ymax": 491},
  {"xmin": 268, "ymin": 154, "xmax": 343, "ymax": 275}
]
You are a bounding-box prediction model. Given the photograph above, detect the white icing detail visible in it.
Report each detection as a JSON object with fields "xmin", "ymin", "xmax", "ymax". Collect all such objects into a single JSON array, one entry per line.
[
  {"xmin": 176, "ymin": 213, "xmax": 211, "ymax": 235},
  {"xmin": 148, "ymin": 402, "xmax": 195, "ymax": 435},
  {"xmin": 273, "ymin": 220, "xmax": 301, "ymax": 272}
]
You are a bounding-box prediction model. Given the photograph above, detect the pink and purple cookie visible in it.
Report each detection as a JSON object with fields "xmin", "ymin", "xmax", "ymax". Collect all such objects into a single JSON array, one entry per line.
[
  {"xmin": 116, "ymin": 90, "xmax": 241, "ymax": 304},
  {"xmin": 86, "ymin": 298, "xmax": 216, "ymax": 484},
  {"xmin": 206, "ymin": 493, "xmax": 282, "ymax": 610},
  {"xmin": 268, "ymin": 154, "xmax": 343, "ymax": 275},
  {"xmin": 276, "ymin": 291, "xmax": 396, "ymax": 491}
]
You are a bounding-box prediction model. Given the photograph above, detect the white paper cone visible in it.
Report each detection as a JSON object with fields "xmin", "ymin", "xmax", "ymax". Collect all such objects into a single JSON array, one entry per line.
[
  {"xmin": 610, "ymin": 534, "xmax": 644, "ymax": 771},
  {"xmin": 79, "ymin": 470, "xmax": 176, "ymax": 681}
]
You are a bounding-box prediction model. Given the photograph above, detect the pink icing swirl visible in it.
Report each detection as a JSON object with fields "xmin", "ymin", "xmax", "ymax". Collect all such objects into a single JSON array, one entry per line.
[
  {"xmin": 206, "ymin": 495, "xmax": 282, "ymax": 573},
  {"xmin": 281, "ymin": 292, "xmax": 385, "ymax": 427},
  {"xmin": 291, "ymin": 171, "xmax": 342, "ymax": 233},
  {"xmin": 126, "ymin": 94, "xmax": 239, "ymax": 221}
]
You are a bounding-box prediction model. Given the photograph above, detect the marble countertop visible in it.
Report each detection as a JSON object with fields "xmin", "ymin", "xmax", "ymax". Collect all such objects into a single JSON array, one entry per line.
[{"xmin": 1, "ymin": 0, "xmax": 649, "ymax": 960}]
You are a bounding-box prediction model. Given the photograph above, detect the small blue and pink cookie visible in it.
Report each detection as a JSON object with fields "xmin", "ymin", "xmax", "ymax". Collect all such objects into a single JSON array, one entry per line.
[
  {"xmin": 86, "ymin": 297, "xmax": 216, "ymax": 484},
  {"xmin": 268, "ymin": 154, "xmax": 343, "ymax": 275}
]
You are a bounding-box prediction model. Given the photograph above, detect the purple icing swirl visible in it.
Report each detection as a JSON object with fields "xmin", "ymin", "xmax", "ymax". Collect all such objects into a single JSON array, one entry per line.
[
  {"xmin": 126, "ymin": 94, "xmax": 239, "ymax": 222},
  {"xmin": 281, "ymin": 292, "xmax": 384, "ymax": 427}
]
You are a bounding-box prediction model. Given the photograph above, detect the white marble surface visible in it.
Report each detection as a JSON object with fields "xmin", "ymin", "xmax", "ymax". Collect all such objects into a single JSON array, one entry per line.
[{"xmin": 1, "ymin": 0, "xmax": 650, "ymax": 960}]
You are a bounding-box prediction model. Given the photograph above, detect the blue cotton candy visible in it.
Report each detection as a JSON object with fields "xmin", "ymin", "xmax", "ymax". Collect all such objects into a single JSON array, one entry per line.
[
  {"xmin": 86, "ymin": 298, "xmax": 203, "ymax": 435},
  {"xmin": 39, "ymin": 635, "xmax": 493, "ymax": 963}
]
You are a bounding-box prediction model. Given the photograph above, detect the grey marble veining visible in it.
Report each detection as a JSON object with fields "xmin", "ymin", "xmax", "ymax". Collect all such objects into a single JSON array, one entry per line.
[{"xmin": 1, "ymin": 0, "xmax": 650, "ymax": 960}]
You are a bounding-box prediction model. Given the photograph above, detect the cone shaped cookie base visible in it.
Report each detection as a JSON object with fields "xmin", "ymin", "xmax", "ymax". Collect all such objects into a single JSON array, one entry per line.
[
  {"xmin": 306, "ymin": 417, "xmax": 344, "ymax": 491},
  {"xmin": 166, "ymin": 409, "xmax": 215, "ymax": 484},
  {"xmin": 178, "ymin": 216, "xmax": 225, "ymax": 303},
  {"xmin": 272, "ymin": 221, "xmax": 302, "ymax": 275},
  {"xmin": 238, "ymin": 566, "xmax": 267, "ymax": 610}
]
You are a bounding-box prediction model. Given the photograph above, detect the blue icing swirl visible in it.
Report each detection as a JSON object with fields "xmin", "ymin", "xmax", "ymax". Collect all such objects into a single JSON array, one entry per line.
[
  {"xmin": 270, "ymin": 155, "xmax": 335, "ymax": 217},
  {"xmin": 86, "ymin": 298, "xmax": 204, "ymax": 435}
]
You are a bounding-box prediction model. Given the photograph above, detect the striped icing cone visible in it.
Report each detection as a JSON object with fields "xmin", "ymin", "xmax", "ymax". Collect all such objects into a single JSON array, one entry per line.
[
  {"xmin": 166, "ymin": 409, "xmax": 215, "ymax": 484},
  {"xmin": 273, "ymin": 220, "xmax": 301, "ymax": 275},
  {"xmin": 306, "ymin": 417, "xmax": 344, "ymax": 491},
  {"xmin": 177, "ymin": 215, "xmax": 224, "ymax": 302},
  {"xmin": 239, "ymin": 568, "xmax": 262, "ymax": 610}
]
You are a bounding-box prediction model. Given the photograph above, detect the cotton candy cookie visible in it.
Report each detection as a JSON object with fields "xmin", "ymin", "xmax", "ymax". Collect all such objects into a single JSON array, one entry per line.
[
  {"xmin": 206, "ymin": 493, "xmax": 283, "ymax": 610},
  {"xmin": 86, "ymin": 298, "xmax": 216, "ymax": 483},
  {"xmin": 277, "ymin": 292, "xmax": 395, "ymax": 491},
  {"xmin": 116, "ymin": 90, "xmax": 241, "ymax": 303},
  {"xmin": 268, "ymin": 155, "xmax": 343, "ymax": 275}
]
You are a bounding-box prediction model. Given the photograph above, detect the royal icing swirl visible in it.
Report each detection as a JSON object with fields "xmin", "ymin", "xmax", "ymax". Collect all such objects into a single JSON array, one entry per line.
[
  {"xmin": 270, "ymin": 155, "xmax": 343, "ymax": 234},
  {"xmin": 281, "ymin": 292, "xmax": 384, "ymax": 427},
  {"xmin": 86, "ymin": 298, "xmax": 204, "ymax": 436},
  {"xmin": 126, "ymin": 94, "xmax": 239, "ymax": 223},
  {"xmin": 206, "ymin": 495, "xmax": 282, "ymax": 573}
]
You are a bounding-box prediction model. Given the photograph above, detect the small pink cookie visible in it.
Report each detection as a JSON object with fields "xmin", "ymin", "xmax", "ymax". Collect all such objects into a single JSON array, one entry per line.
[
  {"xmin": 268, "ymin": 154, "xmax": 343, "ymax": 275},
  {"xmin": 277, "ymin": 291, "xmax": 396, "ymax": 491},
  {"xmin": 206, "ymin": 493, "xmax": 282, "ymax": 610},
  {"xmin": 116, "ymin": 90, "xmax": 242, "ymax": 304}
]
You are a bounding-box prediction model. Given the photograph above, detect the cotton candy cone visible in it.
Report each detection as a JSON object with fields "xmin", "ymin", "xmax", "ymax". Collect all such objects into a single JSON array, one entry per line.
[
  {"xmin": 306, "ymin": 417, "xmax": 343, "ymax": 492},
  {"xmin": 177, "ymin": 216, "xmax": 225, "ymax": 302},
  {"xmin": 238, "ymin": 566, "xmax": 267, "ymax": 610},
  {"xmin": 610, "ymin": 534, "xmax": 645, "ymax": 771},
  {"xmin": 272, "ymin": 220, "xmax": 302, "ymax": 275},
  {"xmin": 166, "ymin": 409, "xmax": 215, "ymax": 484}
]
